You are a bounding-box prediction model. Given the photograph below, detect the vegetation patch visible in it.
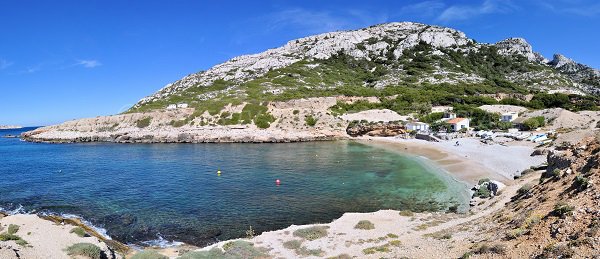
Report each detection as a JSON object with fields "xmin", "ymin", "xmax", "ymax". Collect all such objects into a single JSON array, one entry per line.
[
  {"xmin": 220, "ymin": 240, "xmax": 269, "ymax": 258},
  {"xmin": 354, "ymin": 220, "xmax": 375, "ymax": 230},
  {"xmin": 293, "ymin": 226, "xmax": 329, "ymax": 241},
  {"xmin": 553, "ymin": 201, "xmax": 574, "ymax": 217},
  {"xmin": 70, "ymin": 226, "xmax": 88, "ymax": 237},
  {"xmin": 136, "ymin": 117, "xmax": 152, "ymax": 128},
  {"xmin": 362, "ymin": 240, "xmax": 401, "ymax": 255},
  {"xmin": 399, "ymin": 210, "xmax": 414, "ymax": 217},
  {"xmin": 177, "ymin": 248, "xmax": 225, "ymax": 259},
  {"xmin": 304, "ymin": 115, "xmax": 318, "ymax": 127},
  {"xmin": 7, "ymin": 224, "xmax": 19, "ymax": 235},
  {"xmin": 573, "ymin": 175, "xmax": 589, "ymax": 191},
  {"xmin": 130, "ymin": 250, "xmax": 167, "ymax": 259},
  {"xmin": 65, "ymin": 243, "xmax": 103, "ymax": 259}
]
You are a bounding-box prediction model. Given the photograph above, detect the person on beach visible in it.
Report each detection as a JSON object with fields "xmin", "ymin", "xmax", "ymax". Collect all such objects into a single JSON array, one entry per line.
[{"xmin": 455, "ymin": 141, "xmax": 460, "ymax": 146}]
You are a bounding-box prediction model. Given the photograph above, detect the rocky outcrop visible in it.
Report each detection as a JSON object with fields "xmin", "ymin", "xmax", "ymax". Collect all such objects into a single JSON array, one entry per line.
[
  {"xmin": 494, "ymin": 38, "xmax": 547, "ymax": 63},
  {"xmin": 346, "ymin": 121, "xmax": 405, "ymax": 137}
]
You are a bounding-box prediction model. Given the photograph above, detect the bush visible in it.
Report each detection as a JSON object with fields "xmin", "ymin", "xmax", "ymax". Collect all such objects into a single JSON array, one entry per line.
[
  {"xmin": 178, "ymin": 248, "xmax": 225, "ymax": 259},
  {"xmin": 399, "ymin": 210, "xmax": 414, "ymax": 217},
  {"xmin": 293, "ymin": 226, "xmax": 328, "ymax": 240},
  {"xmin": 70, "ymin": 227, "xmax": 88, "ymax": 237},
  {"xmin": 65, "ymin": 243, "xmax": 103, "ymax": 259},
  {"xmin": 574, "ymin": 175, "xmax": 589, "ymax": 191},
  {"xmin": 522, "ymin": 116, "xmax": 545, "ymax": 130},
  {"xmin": 473, "ymin": 187, "xmax": 491, "ymax": 198},
  {"xmin": 0, "ymin": 233, "xmax": 21, "ymax": 241},
  {"xmin": 220, "ymin": 240, "xmax": 268, "ymax": 258},
  {"xmin": 354, "ymin": 220, "xmax": 375, "ymax": 230},
  {"xmin": 305, "ymin": 115, "xmax": 318, "ymax": 127},
  {"xmin": 472, "ymin": 243, "xmax": 506, "ymax": 255},
  {"xmin": 477, "ymin": 178, "xmax": 490, "ymax": 185},
  {"xmin": 254, "ymin": 113, "xmax": 275, "ymax": 129},
  {"xmin": 553, "ymin": 202, "xmax": 574, "ymax": 217},
  {"xmin": 517, "ymin": 184, "xmax": 532, "ymax": 196},
  {"xmin": 293, "ymin": 110, "xmax": 300, "ymax": 115},
  {"xmin": 136, "ymin": 117, "xmax": 152, "ymax": 128},
  {"xmin": 7, "ymin": 224, "xmax": 19, "ymax": 235},
  {"xmin": 283, "ymin": 239, "xmax": 303, "ymax": 250},
  {"xmin": 15, "ymin": 239, "xmax": 28, "ymax": 246}
]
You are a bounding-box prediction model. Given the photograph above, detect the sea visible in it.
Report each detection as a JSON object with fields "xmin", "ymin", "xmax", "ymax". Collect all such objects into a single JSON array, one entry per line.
[{"xmin": 0, "ymin": 127, "xmax": 469, "ymax": 247}]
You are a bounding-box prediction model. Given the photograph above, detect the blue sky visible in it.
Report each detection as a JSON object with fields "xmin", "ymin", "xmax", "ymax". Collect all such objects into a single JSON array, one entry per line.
[{"xmin": 1, "ymin": 0, "xmax": 599, "ymax": 126}]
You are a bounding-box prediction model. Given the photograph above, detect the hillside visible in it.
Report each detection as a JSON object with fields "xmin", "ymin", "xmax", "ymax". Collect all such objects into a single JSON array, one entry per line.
[{"xmin": 23, "ymin": 22, "xmax": 600, "ymax": 143}]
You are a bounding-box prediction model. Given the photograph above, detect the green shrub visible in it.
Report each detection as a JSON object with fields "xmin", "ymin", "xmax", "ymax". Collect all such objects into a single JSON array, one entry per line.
[
  {"xmin": 283, "ymin": 239, "xmax": 303, "ymax": 250},
  {"xmin": 354, "ymin": 220, "xmax": 375, "ymax": 230},
  {"xmin": 522, "ymin": 116, "xmax": 545, "ymax": 130},
  {"xmin": 293, "ymin": 226, "xmax": 328, "ymax": 241},
  {"xmin": 65, "ymin": 243, "xmax": 103, "ymax": 259},
  {"xmin": 70, "ymin": 227, "xmax": 88, "ymax": 237},
  {"xmin": 574, "ymin": 175, "xmax": 589, "ymax": 191},
  {"xmin": 553, "ymin": 202, "xmax": 574, "ymax": 217},
  {"xmin": 254, "ymin": 113, "xmax": 275, "ymax": 129},
  {"xmin": 473, "ymin": 187, "xmax": 491, "ymax": 198},
  {"xmin": 517, "ymin": 184, "xmax": 532, "ymax": 196},
  {"xmin": 305, "ymin": 115, "xmax": 318, "ymax": 127},
  {"xmin": 0, "ymin": 233, "xmax": 21, "ymax": 241},
  {"xmin": 15, "ymin": 239, "xmax": 28, "ymax": 246},
  {"xmin": 293, "ymin": 109, "xmax": 300, "ymax": 115},
  {"xmin": 7, "ymin": 224, "xmax": 19, "ymax": 234},
  {"xmin": 549, "ymin": 168, "xmax": 562, "ymax": 179},
  {"xmin": 478, "ymin": 178, "xmax": 490, "ymax": 185},
  {"xmin": 399, "ymin": 210, "xmax": 414, "ymax": 217},
  {"xmin": 220, "ymin": 240, "xmax": 268, "ymax": 258},
  {"xmin": 136, "ymin": 117, "xmax": 152, "ymax": 128},
  {"xmin": 178, "ymin": 248, "xmax": 225, "ymax": 259}
]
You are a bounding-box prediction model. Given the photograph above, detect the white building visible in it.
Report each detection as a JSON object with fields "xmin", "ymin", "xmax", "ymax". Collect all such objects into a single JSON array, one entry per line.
[
  {"xmin": 166, "ymin": 104, "xmax": 177, "ymax": 110},
  {"xmin": 177, "ymin": 103, "xmax": 189, "ymax": 108},
  {"xmin": 501, "ymin": 112, "xmax": 519, "ymax": 122},
  {"xmin": 447, "ymin": 118, "xmax": 470, "ymax": 131},
  {"xmin": 405, "ymin": 122, "xmax": 429, "ymax": 132}
]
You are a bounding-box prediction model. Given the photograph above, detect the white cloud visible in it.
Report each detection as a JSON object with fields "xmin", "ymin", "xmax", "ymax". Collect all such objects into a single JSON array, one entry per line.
[
  {"xmin": 76, "ymin": 59, "xmax": 102, "ymax": 68},
  {"xmin": 264, "ymin": 8, "xmax": 389, "ymax": 35},
  {"xmin": 437, "ymin": 0, "xmax": 516, "ymax": 22},
  {"xmin": 0, "ymin": 59, "xmax": 13, "ymax": 70},
  {"xmin": 399, "ymin": 1, "xmax": 446, "ymax": 17}
]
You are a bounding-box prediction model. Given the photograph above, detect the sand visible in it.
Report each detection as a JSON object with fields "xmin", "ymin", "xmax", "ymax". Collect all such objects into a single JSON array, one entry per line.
[
  {"xmin": 0, "ymin": 214, "xmax": 122, "ymax": 259},
  {"xmin": 362, "ymin": 137, "xmax": 545, "ymax": 184}
]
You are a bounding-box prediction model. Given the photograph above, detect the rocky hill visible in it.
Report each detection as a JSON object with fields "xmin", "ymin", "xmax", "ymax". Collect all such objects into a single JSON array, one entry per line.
[{"xmin": 23, "ymin": 22, "xmax": 600, "ymax": 143}]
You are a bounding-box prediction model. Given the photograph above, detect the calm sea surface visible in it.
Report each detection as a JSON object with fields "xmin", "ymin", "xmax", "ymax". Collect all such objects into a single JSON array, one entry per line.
[{"xmin": 0, "ymin": 127, "xmax": 469, "ymax": 246}]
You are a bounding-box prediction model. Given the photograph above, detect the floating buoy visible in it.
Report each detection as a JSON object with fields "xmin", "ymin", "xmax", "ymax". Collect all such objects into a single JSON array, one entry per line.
[
  {"xmin": 275, "ymin": 179, "xmax": 281, "ymax": 185},
  {"xmin": 217, "ymin": 169, "xmax": 221, "ymax": 176}
]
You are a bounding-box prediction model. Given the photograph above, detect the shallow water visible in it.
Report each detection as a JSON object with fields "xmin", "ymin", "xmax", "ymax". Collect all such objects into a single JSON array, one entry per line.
[{"xmin": 0, "ymin": 127, "xmax": 469, "ymax": 246}]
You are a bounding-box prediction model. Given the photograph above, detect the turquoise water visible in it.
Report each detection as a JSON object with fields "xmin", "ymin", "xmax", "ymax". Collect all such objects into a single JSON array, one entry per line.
[{"xmin": 0, "ymin": 127, "xmax": 469, "ymax": 246}]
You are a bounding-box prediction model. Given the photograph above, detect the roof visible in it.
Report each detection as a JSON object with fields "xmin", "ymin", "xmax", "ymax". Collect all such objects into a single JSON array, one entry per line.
[{"xmin": 446, "ymin": 118, "xmax": 468, "ymax": 124}]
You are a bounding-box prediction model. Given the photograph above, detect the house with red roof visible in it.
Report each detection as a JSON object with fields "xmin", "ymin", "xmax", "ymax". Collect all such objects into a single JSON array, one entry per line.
[{"xmin": 446, "ymin": 117, "xmax": 470, "ymax": 131}]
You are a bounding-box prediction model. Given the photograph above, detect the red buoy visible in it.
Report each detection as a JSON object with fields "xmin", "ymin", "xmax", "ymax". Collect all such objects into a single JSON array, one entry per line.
[{"xmin": 275, "ymin": 179, "xmax": 281, "ymax": 185}]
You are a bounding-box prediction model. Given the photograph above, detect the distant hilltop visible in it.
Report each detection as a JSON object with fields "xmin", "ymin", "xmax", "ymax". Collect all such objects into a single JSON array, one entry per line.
[{"xmin": 0, "ymin": 125, "xmax": 23, "ymax": 129}]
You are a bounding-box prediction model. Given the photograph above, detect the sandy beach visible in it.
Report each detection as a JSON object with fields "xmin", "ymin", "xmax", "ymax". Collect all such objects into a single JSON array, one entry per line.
[{"xmin": 360, "ymin": 137, "xmax": 546, "ymax": 185}]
